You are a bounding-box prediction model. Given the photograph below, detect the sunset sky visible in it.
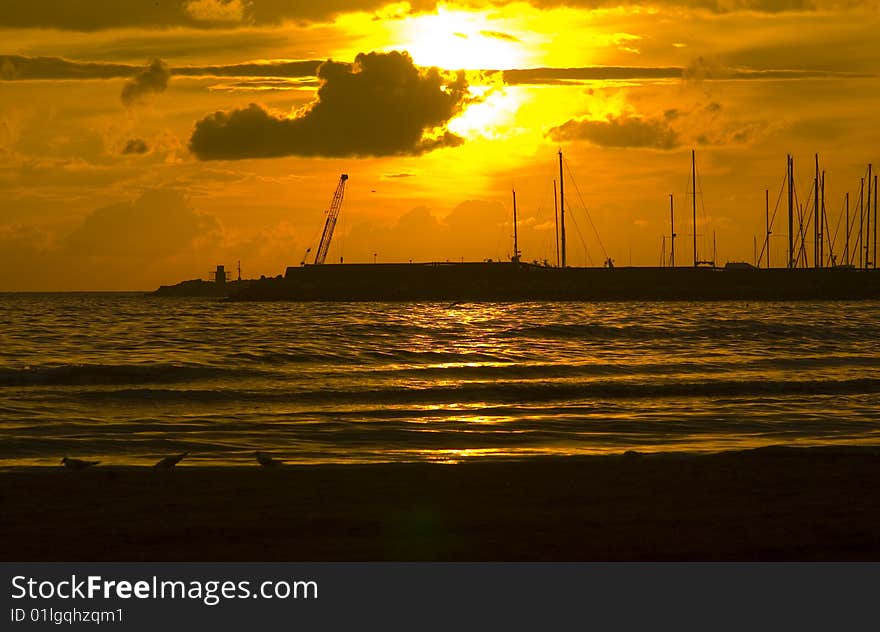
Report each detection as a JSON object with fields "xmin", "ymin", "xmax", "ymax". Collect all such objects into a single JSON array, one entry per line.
[{"xmin": 2, "ymin": 0, "xmax": 880, "ymax": 289}]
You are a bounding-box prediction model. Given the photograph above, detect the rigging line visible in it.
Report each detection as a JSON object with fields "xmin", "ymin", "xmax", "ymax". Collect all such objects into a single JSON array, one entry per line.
[
  {"xmin": 828, "ymin": 194, "xmax": 846, "ymax": 260},
  {"xmin": 563, "ymin": 201, "xmax": 594, "ymax": 266},
  {"xmin": 563, "ymin": 156, "xmax": 609, "ymax": 261},
  {"xmin": 696, "ymin": 163, "xmax": 711, "ymax": 261},
  {"xmin": 757, "ymin": 173, "xmax": 787, "ymax": 265}
]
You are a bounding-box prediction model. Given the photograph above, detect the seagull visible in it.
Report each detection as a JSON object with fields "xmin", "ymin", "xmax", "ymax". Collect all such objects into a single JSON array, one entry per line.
[
  {"xmin": 61, "ymin": 457, "xmax": 99, "ymax": 470},
  {"xmin": 254, "ymin": 451, "xmax": 283, "ymax": 467},
  {"xmin": 153, "ymin": 451, "xmax": 188, "ymax": 471}
]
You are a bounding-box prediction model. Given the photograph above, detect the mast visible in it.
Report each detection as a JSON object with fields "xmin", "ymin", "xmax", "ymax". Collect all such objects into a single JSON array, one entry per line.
[
  {"xmin": 859, "ymin": 178, "xmax": 864, "ymax": 268},
  {"xmin": 553, "ymin": 180, "xmax": 560, "ymax": 267},
  {"xmin": 820, "ymin": 170, "xmax": 825, "ymax": 266},
  {"xmin": 670, "ymin": 194, "xmax": 675, "ymax": 268},
  {"xmin": 814, "ymin": 154, "xmax": 819, "ymax": 268},
  {"xmin": 788, "ymin": 155, "xmax": 794, "ymax": 269},
  {"xmin": 511, "ymin": 187, "xmax": 519, "ymax": 263},
  {"xmin": 765, "ymin": 189, "xmax": 770, "ymax": 269},
  {"xmin": 872, "ymin": 174, "xmax": 877, "ymax": 270},
  {"xmin": 712, "ymin": 230, "xmax": 716, "ymax": 267},
  {"xmin": 866, "ymin": 165, "xmax": 873, "ymax": 270},
  {"xmin": 845, "ymin": 192, "xmax": 850, "ymax": 266},
  {"xmin": 558, "ymin": 150, "xmax": 566, "ymax": 268},
  {"xmin": 692, "ymin": 149, "xmax": 698, "ymax": 267}
]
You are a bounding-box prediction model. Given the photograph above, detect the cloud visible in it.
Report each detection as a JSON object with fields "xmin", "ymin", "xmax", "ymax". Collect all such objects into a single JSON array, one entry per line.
[
  {"xmin": 64, "ymin": 189, "xmax": 219, "ymax": 258},
  {"xmin": 189, "ymin": 51, "xmax": 470, "ymax": 159},
  {"xmin": 184, "ymin": 0, "xmax": 246, "ymax": 22},
  {"xmin": 548, "ymin": 115, "xmax": 681, "ymax": 150},
  {"xmin": 121, "ymin": 59, "xmax": 171, "ymax": 107},
  {"xmin": 502, "ymin": 66, "xmax": 683, "ymax": 85},
  {"xmin": 0, "ymin": 56, "xmax": 322, "ymax": 81},
  {"xmin": 0, "ymin": 0, "xmax": 441, "ymax": 30},
  {"xmin": 0, "ymin": 1, "xmax": 872, "ymax": 31},
  {"xmin": 121, "ymin": 138, "xmax": 149, "ymax": 154},
  {"xmin": 480, "ymin": 30, "xmax": 521, "ymax": 42}
]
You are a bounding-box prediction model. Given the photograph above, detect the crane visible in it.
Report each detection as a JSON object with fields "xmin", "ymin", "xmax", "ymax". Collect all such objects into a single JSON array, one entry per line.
[{"xmin": 313, "ymin": 174, "xmax": 349, "ymax": 265}]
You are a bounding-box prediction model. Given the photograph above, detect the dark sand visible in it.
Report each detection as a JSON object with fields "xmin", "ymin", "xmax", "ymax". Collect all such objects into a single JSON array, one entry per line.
[{"xmin": 2, "ymin": 447, "xmax": 879, "ymax": 561}]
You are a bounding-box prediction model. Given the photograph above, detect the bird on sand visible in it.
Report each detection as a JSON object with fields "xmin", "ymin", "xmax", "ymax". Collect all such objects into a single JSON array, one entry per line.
[
  {"xmin": 254, "ymin": 451, "xmax": 283, "ymax": 467},
  {"xmin": 153, "ymin": 451, "xmax": 188, "ymax": 471},
  {"xmin": 61, "ymin": 457, "xmax": 99, "ymax": 470}
]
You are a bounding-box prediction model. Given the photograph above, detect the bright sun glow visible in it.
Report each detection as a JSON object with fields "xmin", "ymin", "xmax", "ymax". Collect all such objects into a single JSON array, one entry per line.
[{"xmin": 391, "ymin": 8, "xmax": 530, "ymax": 70}]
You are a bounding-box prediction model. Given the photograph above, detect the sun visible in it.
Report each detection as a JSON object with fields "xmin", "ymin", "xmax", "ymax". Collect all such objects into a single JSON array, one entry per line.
[{"xmin": 390, "ymin": 7, "xmax": 530, "ymax": 70}]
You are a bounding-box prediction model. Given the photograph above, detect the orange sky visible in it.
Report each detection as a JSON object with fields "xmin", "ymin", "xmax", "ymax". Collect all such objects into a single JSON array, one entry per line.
[{"xmin": 2, "ymin": 1, "xmax": 880, "ymax": 289}]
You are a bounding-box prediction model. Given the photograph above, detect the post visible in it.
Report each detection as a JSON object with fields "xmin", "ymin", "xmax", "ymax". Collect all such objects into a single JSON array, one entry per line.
[
  {"xmin": 670, "ymin": 194, "xmax": 676, "ymax": 268},
  {"xmin": 692, "ymin": 149, "xmax": 698, "ymax": 267},
  {"xmin": 558, "ymin": 150, "xmax": 566, "ymax": 268},
  {"xmin": 553, "ymin": 180, "xmax": 560, "ymax": 267}
]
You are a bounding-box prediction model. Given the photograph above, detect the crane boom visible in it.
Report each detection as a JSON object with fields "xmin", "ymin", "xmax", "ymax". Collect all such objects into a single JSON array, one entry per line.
[{"xmin": 314, "ymin": 174, "xmax": 349, "ymax": 265}]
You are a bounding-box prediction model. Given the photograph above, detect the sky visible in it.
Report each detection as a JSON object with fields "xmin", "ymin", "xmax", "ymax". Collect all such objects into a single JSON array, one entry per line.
[{"xmin": 2, "ymin": 0, "xmax": 880, "ymax": 290}]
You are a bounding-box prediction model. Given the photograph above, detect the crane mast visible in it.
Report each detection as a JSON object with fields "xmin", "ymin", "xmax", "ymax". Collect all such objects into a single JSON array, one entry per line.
[{"xmin": 314, "ymin": 174, "xmax": 349, "ymax": 265}]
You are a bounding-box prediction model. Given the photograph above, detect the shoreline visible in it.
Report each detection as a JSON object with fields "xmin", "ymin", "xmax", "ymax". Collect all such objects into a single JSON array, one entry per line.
[{"xmin": 2, "ymin": 446, "xmax": 879, "ymax": 561}]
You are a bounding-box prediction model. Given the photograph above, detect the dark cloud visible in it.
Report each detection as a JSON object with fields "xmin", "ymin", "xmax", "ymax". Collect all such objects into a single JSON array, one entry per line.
[
  {"xmin": 175, "ymin": 60, "xmax": 321, "ymax": 78},
  {"xmin": 0, "ymin": 0, "xmax": 442, "ymax": 30},
  {"xmin": 548, "ymin": 115, "xmax": 681, "ymax": 150},
  {"xmin": 122, "ymin": 138, "xmax": 149, "ymax": 154},
  {"xmin": 0, "ymin": 0, "xmax": 862, "ymax": 31},
  {"xmin": 189, "ymin": 51, "xmax": 470, "ymax": 160},
  {"xmin": 121, "ymin": 59, "xmax": 170, "ymax": 107},
  {"xmin": 518, "ymin": 0, "xmax": 870, "ymax": 14},
  {"xmin": 502, "ymin": 67, "xmax": 683, "ymax": 85},
  {"xmin": 480, "ymin": 30, "xmax": 521, "ymax": 42},
  {"xmin": 0, "ymin": 55, "xmax": 140, "ymax": 80},
  {"xmin": 64, "ymin": 189, "xmax": 218, "ymax": 257},
  {"xmin": 0, "ymin": 56, "xmax": 322, "ymax": 81}
]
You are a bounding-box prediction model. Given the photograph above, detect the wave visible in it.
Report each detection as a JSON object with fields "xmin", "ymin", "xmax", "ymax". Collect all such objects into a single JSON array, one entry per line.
[
  {"xmin": 502, "ymin": 320, "xmax": 876, "ymax": 342},
  {"xmin": 0, "ymin": 363, "xmax": 266, "ymax": 387},
  {"xmin": 67, "ymin": 377, "xmax": 880, "ymax": 405}
]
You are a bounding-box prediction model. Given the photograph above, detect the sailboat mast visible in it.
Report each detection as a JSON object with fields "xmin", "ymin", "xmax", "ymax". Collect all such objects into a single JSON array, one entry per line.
[
  {"xmin": 788, "ymin": 155, "xmax": 794, "ymax": 269},
  {"xmin": 765, "ymin": 189, "xmax": 770, "ymax": 269},
  {"xmin": 873, "ymin": 174, "xmax": 877, "ymax": 270},
  {"xmin": 553, "ymin": 180, "xmax": 560, "ymax": 267},
  {"xmin": 845, "ymin": 192, "xmax": 850, "ymax": 266},
  {"xmin": 558, "ymin": 150, "xmax": 566, "ymax": 268},
  {"xmin": 814, "ymin": 154, "xmax": 820, "ymax": 268},
  {"xmin": 670, "ymin": 194, "xmax": 675, "ymax": 268},
  {"xmin": 866, "ymin": 165, "xmax": 873, "ymax": 270},
  {"xmin": 692, "ymin": 149, "xmax": 697, "ymax": 267},
  {"xmin": 512, "ymin": 187, "xmax": 519, "ymax": 263},
  {"xmin": 859, "ymin": 178, "xmax": 864, "ymax": 268}
]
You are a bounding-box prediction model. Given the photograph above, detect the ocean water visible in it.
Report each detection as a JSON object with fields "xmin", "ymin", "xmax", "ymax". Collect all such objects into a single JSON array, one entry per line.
[{"xmin": 1, "ymin": 293, "xmax": 880, "ymax": 466}]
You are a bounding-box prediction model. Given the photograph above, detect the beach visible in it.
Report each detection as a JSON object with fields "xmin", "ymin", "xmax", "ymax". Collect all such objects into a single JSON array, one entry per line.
[{"xmin": 3, "ymin": 446, "xmax": 879, "ymax": 561}]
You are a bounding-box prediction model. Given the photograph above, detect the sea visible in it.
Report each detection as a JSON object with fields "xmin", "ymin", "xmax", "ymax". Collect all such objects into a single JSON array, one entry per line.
[{"xmin": 1, "ymin": 293, "xmax": 879, "ymax": 466}]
